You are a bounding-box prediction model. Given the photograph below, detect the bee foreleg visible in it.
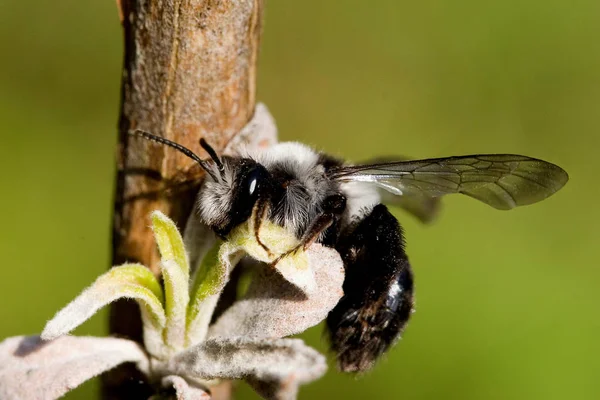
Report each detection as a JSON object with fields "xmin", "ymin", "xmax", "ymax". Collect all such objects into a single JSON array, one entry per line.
[{"xmin": 253, "ymin": 197, "xmax": 273, "ymax": 256}]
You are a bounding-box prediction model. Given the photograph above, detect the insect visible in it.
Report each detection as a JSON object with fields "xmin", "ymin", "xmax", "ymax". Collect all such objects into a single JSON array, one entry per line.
[{"xmin": 131, "ymin": 130, "xmax": 568, "ymax": 373}]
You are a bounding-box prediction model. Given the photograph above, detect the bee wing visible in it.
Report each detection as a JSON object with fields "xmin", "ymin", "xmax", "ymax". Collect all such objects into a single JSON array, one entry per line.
[
  {"xmin": 351, "ymin": 156, "xmax": 440, "ymax": 223},
  {"xmin": 378, "ymin": 188, "xmax": 440, "ymax": 223},
  {"xmin": 328, "ymin": 154, "xmax": 568, "ymax": 210}
]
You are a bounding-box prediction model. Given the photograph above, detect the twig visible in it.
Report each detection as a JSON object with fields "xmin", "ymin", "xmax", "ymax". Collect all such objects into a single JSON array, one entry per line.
[{"xmin": 106, "ymin": 0, "xmax": 263, "ymax": 398}]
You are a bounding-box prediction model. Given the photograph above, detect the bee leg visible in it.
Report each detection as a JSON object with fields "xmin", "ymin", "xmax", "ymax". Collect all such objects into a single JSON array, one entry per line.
[
  {"xmin": 327, "ymin": 204, "xmax": 414, "ymax": 373},
  {"xmin": 300, "ymin": 214, "xmax": 335, "ymax": 249},
  {"xmin": 253, "ymin": 198, "xmax": 273, "ymax": 256},
  {"xmin": 271, "ymin": 213, "xmax": 335, "ymax": 265},
  {"xmin": 273, "ymin": 194, "xmax": 346, "ymax": 263}
]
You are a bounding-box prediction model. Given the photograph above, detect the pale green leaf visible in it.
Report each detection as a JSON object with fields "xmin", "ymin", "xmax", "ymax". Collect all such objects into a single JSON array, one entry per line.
[
  {"xmin": 41, "ymin": 264, "xmax": 165, "ymax": 344},
  {"xmin": 230, "ymin": 217, "xmax": 316, "ymax": 293},
  {"xmin": 151, "ymin": 210, "xmax": 189, "ymax": 277},
  {"xmin": 186, "ymin": 243, "xmax": 242, "ymax": 346},
  {"xmin": 227, "ymin": 217, "xmax": 298, "ymax": 262},
  {"xmin": 189, "ymin": 243, "xmax": 226, "ymax": 305},
  {"xmin": 161, "ymin": 260, "xmax": 190, "ymax": 352},
  {"xmin": 185, "ymin": 208, "xmax": 322, "ymax": 345}
]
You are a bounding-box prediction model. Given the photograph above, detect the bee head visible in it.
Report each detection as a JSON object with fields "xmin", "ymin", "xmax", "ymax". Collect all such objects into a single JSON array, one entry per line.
[
  {"xmin": 198, "ymin": 155, "xmax": 271, "ymax": 237},
  {"xmin": 128, "ymin": 130, "xmax": 272, "ymax": 237}
]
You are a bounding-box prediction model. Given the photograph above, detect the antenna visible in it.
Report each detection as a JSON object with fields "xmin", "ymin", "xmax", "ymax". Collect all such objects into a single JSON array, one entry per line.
[
  {"xmin": 129, "ymin": 130, "xmax": 219, "ymax": 181},
  {"xmin": 200, "ymin": 138, "xmax": 224, "ymax": 171}
]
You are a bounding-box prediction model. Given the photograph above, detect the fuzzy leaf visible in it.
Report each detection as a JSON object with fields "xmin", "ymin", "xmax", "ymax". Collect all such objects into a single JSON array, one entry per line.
[
  {"xmin": 152, "ymin": 210, "xmax": 190, "ymax": 277},
  {"xmin": 189, "ymin": 244, "xmax": 228, "ymax": 310},
  {"xmin": 228, "ymin": 217, "xmax": 316, "ymax": 293},
  {"xmin": 223, "ymin": 103, "xmax": 278, "ymax": 157},
  {"xmin": 186, "ymin": 244, "xmax": 242, "ymax": 346},
  {"xmin": 0, "ymin": 335, "xmax": 148, "ymax": 400},
  {"xmin": 183, "ymin": 213, "xmax": 218, "ymax": 281},
  {"xmin": 162, "ymin": 259, "xmax": 190, "ymax": 352},
  {"xmin": 186, "ymin": 211, "xmax": 326, "ymax": 344},
  {"xmin": 158, "ymin": 337, "xmax": 326, "ymax": 400},
  {"xmin": 41, "ymin": 264, "xmax": 165, "ymax": 346},
  {"xmin": 209, "ymin": 244, "xmax": 344, "ymax": 339},
  {"xmin": 162, "ymin": 375, "xmax": 211, "ymax": 400},
  {"xmin": 152, "ymin": 211, "xmax": 192, "ymax": 352}
]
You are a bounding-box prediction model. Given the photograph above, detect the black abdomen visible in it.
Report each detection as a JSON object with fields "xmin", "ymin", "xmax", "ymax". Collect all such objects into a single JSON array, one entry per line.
[{"xmin": 327, "ymin": 204, "xmax": 414, "ymax": 372}]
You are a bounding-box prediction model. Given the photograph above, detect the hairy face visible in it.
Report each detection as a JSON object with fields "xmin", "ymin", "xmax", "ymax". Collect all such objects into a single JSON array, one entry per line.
[{"xmin": 198, "ymin": 156, "xmax": 270, "ymax": 236}]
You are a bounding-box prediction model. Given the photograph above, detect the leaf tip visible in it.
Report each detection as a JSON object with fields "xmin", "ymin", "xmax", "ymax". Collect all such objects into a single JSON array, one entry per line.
[
  {"xmin": 39, "ymin": 328, "xmax": 57, "ymax": 342},
  {"xmin": 40, "ymin": 318, "xmax": 65, "ymax": 341},
  {"xmin": 150, "ymin": 210, "xmax": 170, "ymax": 226}
]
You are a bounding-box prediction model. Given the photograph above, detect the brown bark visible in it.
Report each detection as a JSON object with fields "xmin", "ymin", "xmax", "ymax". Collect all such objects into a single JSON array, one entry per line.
[{"xmin": 105, "ymin": 0, "xmax": 263, "ymax": 398}]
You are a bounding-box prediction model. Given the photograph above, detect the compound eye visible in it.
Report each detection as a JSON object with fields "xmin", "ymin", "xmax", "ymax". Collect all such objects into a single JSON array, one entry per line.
[
  {"xmin": 246, "ymin": 168, "xmax": 264, "ymax": 197},
  {"xmin": 249, "ymin": 177, "xmax": 258, "ymax": 195}
]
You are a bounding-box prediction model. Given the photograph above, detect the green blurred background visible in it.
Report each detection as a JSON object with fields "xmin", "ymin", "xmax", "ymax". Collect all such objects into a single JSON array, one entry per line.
[{"xmin": 0, "ymin": 0, "xmax": 597, "ymax": 399}]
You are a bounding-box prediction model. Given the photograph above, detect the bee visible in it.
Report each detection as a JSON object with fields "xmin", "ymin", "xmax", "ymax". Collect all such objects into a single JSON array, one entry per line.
[{"xmin": 131, "ymin": 130, "xmax": 568, "ymax": 372}]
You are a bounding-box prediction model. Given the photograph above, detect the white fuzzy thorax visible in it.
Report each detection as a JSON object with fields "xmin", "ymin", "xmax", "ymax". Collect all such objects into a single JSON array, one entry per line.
[
  {"xmin": 254, "ymin": 142, "xmax": 331, "ymax": 235},
  {"xmin": 198, "ymin": 141, "xmax": 382, "ymax": 236},
  {"xmin": 339, "ymin": 181, "xmax": 381, "ymax": 225}
]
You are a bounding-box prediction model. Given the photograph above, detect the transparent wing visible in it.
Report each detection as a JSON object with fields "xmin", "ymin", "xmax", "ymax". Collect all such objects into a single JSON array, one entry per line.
[
  {"xmin": 353, "ymin": 156, "xmax": 440, "ymax": 223},
  {"xmin": 379, "ymin": 188, "xmax": 440, "ymax": 223},
  {"xmin": 329, "ymin": 155, "xmax": 568, "ymax": 210}
]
